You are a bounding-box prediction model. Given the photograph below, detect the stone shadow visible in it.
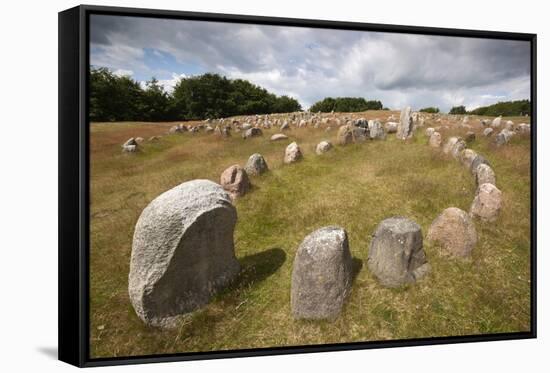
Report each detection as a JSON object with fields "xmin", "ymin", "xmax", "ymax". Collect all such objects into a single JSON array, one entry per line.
[
  {"xmin": 351, "ymin": 257, "xmax": 363, "ymax": 284},
  {"xmin": 232, "ymin": 247, "xmax": 286, "ymax": 289}
]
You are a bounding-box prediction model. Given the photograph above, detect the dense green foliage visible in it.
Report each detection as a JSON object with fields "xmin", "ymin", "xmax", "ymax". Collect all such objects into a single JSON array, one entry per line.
[
  {"xmin": 90, "ymin": 68, "xmax": 301, "ymax": 122},
  {"xmin": 469, "ymin": 100, "xmax": 530, "ymax": 117},
  {"xmin": 309, "ymin": 97, "xmax": 383, "ymax": 112},
  {"xmin": 449, "ymin": 105, "xmax": 467, "ymax": 114},
  {"xmin": 419, "ymin": 107, "xmax": 440, "ymax": 113}
]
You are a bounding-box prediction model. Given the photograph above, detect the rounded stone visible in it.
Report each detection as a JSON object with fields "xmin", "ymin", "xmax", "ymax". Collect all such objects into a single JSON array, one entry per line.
[
  {"xmin": 460, "ymin": 149, "xmax": 478, "ymax": 170},
  {"xmin": 443, "ymin": 137, "xmax": 459, "ymax": 154},
  {"xmin": 429, "ymin": 132, "xmax": 442, "ymax": 147},
  {"xmin": 483, "ymin": 128, "xmax": 494, "ymax": 137},
  {"xmin": 242, "ymin": 127, "xmax": 263, "ymax": 139},
  {"xmin": 470, "ymin": 154, "xmax": 491, "ymax": 175},
  {"xmin": 270, "ymin": 133, "xmax": 288, "ymax": 141},
  {"xmin": 367, "ymin": 217, "xmax": 430, "ymax": 288},
  {"xmin": 291, "ymin": 226, "xmax": 353, "ymax": 320},
  {"xmin": 244, "ymin": 153, "xmax": 269, "ymax": 176},
  {"xmin": 220, "ymin": 164, "xmax": 250, "ymax": 199},
  {"xmin": 470, "ymin": 183, "xmax": 503, "ymax": 222},
  {"xmin": 337, "ymin": 125, "xmax": 354, "ymax": 145},
  {"xmin": 316, "ymin": 140, "xmax": 333, "ymax": 155},
  {"xmin": 451, "ymin": 138, "xmax": 467, "ymax": 159},
  {"xmin": 129, "ymin": 180, "xmax": 240, "ymax": 328},
  {"xmin": 427, "ymin": 207, "xmax": 477, "ymax": 257},
  {"xmin": 284, "ymin": 142, "xmax": 303, "ymax": 164}
]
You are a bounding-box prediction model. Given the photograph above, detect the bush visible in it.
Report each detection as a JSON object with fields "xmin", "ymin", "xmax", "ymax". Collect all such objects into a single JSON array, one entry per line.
[
  {"xmin": 419, "ymin": 107, "xmax": 440, "ymax": 113},
  {"xmin": 449, "ymin": 105, "xmax": 467, "ymax": 115}
]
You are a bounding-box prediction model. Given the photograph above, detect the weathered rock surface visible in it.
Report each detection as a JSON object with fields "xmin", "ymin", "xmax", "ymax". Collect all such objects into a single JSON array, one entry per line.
[
  {"xmin": 451, "ymin": 138, "xmax": 467, "ymax": 159},
  {"xmin": 492, "ymin": 116, "xmax": 502, "ymax": 128},
  {"xmin": 316, "ymin": 140, "xmax": 333, "ymax": 155},
  {"xmin": 284, "ymin": 142, "xmax": 303, "ymax": 164},
  {"xmin": 122, "ymin": 138, "xmax": 138, "ymax": 152},
  {"xmin": 368, "ymin": 217, "xmax": 430, "ymax": 287},
  {"xmin": 368, "ymin": 120, "xmax": 386, "ymax": 139},
  {"xmin": 475, "ymin": 164, "xmax": 496, "ymax": 188},
  {"xmin": 427, "ymin": 207, "xmax": 477, "ymax": 257},
  {"xmin": 470, "ymin": 154, "xmax": 491, "ymax": 174},
  {"xmin": 465, "ymin": 131, "xmax": 476, "ymax": 143},
  {"xmin": 244, "ymin": 153, "xmax": 269, "ymax": 176},
  {"xmin": 129, "ymin": 180, "xmax": 240, "ymax": 328},
  {"xmin": 425, "ymin": 127, "xmax": 435, "ymax": 137},
  {"xmin": 220, "ymin": 165, "xmax": 250, "ymax": 199},
  {"xmin": 291, "ymin": 226, "xmax": 353, "ymax": 320},
  {"xmin": 443, "ymin": 137, "xmax": 459, "ymax": 154},
  {"xmin": 495, "ymin": 128, "xmax": 514, "ymax": 146},
  {"xmin": 385, "ymin": 122, "xmax": 398, "ymax": 133},
  {"xmin": 483, "ymin": 128, "xmax": 494, "ymax": 137},
  {"xmin": 460, "ymin": 149, "xmax": 478, "ymax": 170},
  {"xmin": 470, "ymin": 183, "xmax": 503, "ymax": 222},
  {"xmin": 352, "ymin": 126, "xmax": 368, "ymax": 143}
]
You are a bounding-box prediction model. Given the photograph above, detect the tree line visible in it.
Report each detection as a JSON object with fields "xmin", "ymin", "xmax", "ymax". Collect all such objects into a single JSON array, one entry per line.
[
  {"xmin": 448, "ymin": 100, "xmax": 530, "ymax": 116},
  {"xmin": 90, "ymin": 67, "xmax": 302, "ymax": 122},
  {"xmin": 309, "ymin": 97, "xmax": 385, "ymax": 113}
]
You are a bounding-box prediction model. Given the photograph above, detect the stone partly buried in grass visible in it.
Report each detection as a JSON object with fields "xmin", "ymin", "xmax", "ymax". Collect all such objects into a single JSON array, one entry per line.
[
  {"xmin": 427, "ymin": 207, "xmax": 477, "ymax": 258},
  {"xmin": 368, "ymin": 217, "xmax": 430, "ymax": 288},
  {"xmin": 220, "ymin": 164, "xmax": 251, "ymax": 199},
  {"xmin": 128, "ymin": 179, "xmax": 240, "ymax": 328},
  {"xmin": 316, "ymin": 140, "xmax": 332, "ymax": 155},
  {"xmin": 291, "ymin": 226, "xmax": 353, "ymax": 320}
]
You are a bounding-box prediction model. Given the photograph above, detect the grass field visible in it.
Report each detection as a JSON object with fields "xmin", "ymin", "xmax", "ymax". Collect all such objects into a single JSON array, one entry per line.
[{"xmin": 89, "ymin": 111, "xmax": 531, "ymax": 358}]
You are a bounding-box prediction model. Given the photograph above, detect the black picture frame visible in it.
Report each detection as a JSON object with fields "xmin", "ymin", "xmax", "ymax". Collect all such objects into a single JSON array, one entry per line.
[{"xmin": 58, "ymin": 4, "xmax": 537, "ymax": 368}]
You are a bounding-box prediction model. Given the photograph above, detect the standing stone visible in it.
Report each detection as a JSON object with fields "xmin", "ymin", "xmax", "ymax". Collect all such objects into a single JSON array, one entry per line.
[
  {"xmin": 368, "ymin": 217, "xmax": 430, "ymax": 287},
  {"xmin": 429, "ymin": 132, "xmax": 442, "ymax": 148},
  {"xmin": 352, "ymin": 126, "xmax": 369, "ymax": 143},
  {"xmin": 459, "ymin": 149, "xmax": 478, "ymax": 170},
  {"xmin": 291, "ymin": 226, "xmax": 353, "ymax": 320},
  {"xmin": 397, "ymin": 106, "xmax": 413, "ymax": 140},
  {"xmin": 244, "ymin": 153, "xmax": 269, "ymax": 176},
  {"xmin": 220, "ymin": 165, "xmax": 250, "ymax": 199},
  {"xmin": 129, "ymin": 180, "xmax": 240, "ymax": 328},
  {"xmin": 443, "ymin": 137, "xmax": 459, "ymax": 154},
  {"xmin": 483, "ymin": 128, "xmax": 494, "ymax": 137},
  {"xmin": 270, "ymin": 133, "xmax": 288, "ymax": 141},
  {"xmin": 284, "ymin": 142, "xmax": 303, "ymax": 164},
  {"xmin": 470, "ymin": 183, "xmax": 503, "ymax": 222},
  {"xmin": 427, "ymin": 207, "xmax": 477, "ymax": 257},
  {"xmin": 316, "ymin": 140, "xmax": 333, "ymax": 155},
  {"xmin": 368, "ymin": 120, "xmax": 386, "ymax": 139},
  {"xmin": 281, "ymin": 121, "xmax": 290, "ymax": 131},
  {"xmin": 337, "ymin": 125, "xmax": 354, "ymax": 145},
  {"xmin": 475, "ymin": 164, "xmax": 496, "ymax": 188}
]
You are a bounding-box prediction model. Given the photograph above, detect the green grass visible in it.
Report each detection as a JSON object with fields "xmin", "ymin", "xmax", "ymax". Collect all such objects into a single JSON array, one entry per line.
[{"xmin": 89, "ymin": 112, "xmax": 531, "ymax": 357}]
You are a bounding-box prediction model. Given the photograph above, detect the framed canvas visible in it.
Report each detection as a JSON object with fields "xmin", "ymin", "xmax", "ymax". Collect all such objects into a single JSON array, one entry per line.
[{"xmin": 58, "ymin": 4, "xmax": 537, "ymax": 367}]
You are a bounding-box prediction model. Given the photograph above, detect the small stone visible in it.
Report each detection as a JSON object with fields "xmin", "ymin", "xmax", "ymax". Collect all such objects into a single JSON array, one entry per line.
[
  {"xmin": 270, "ymin": 133, "xmax": 288, "ymax": 141},
  {"xmin": 244, "ymin": 153, "xmax": 269, "ymax": 176},
  {"xmin": 470, "ymin": 154, "xmax": 491, "ymax": 175},
  {"xmin": 475, "ymin": 164, "xmax": 496, "ymax": 188},
  {"xmin": 427, "ymin": 207, "xmax": 477, "ymax": 257},
  {"xmin": 284, "ymin": 142, "xmax": 303, "ymax": 164},
  {"xmin": 316, "ymin": 140, "xmax": 333, "ymax": 155},
  {"xmin": 483, "ymin": 128, "xmax": 494, "ymax": 137},
  {"xmin": 470, "ymin": 183, "xmax": 503, "ymax": 222},
  {"xmin": 425, "ymin": 127, "xmax": 435, "ymax": 137},
  {"xmin": 465, "ymin": 131, "xmax": 476, "ymax": 143},
  {"xmin": 429, "ymin": 132, "xmax": 442, "ymax": 147},
  {"xmin": 242, "ymin": 127, "xmax": 263, "ymax": 139},
  {"xmin": 291, "ymin": 226, "xmax": 353, "ymax": 320},
  {"xmin": 220, "ymin": 165, "xmax": 250, "ymax": 199},
  {"xmin": 385, "ymin": 122, "xmax": 398, "ymax": 134}
]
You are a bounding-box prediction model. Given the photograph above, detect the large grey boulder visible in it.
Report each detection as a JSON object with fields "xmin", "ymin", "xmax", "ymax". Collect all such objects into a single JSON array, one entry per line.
[
  {"xmin": 284, "ymin": 142, "xmax": 303, "ymax": 164},
  {"xmin": 129, "ymin": 180, "xmax": 240, "ymax": 328},
  {"xmin": 352, "ymin": 126, "xmax": 369, "ymax": 143},
  {"xmin": 368, "ymin": 120, "xmax": 386, "ymax": 139},
  {"xmin": 397, "ymin": 106, "xmax": 413, "ymax": 140},
  {"xmin": 470, "ymin": 183, "xmax": 502, "ymax": 222},
  {"xmin": 220, "ymin": 165, "xmax": 250, "ymax": 199},
  {"xmin": 427, "ymin": 207, "xmax": 477, "ymax": 257},
  {"xmin": 244, "ymin": 153, "xmax": 269, "ymax": 176},
  {"xmin": 367, "ymin": 217, "xmax": 430, "ymax": 287},
  {"xmin": 291, "ymin": 226, "xmax": 353, "ymax": 320}
]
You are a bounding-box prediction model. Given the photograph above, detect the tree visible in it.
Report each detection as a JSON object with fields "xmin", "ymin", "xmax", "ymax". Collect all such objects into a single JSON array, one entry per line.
[
  {"xmin": 419, "ymin": 107, "xmax": 440, "ymax": 113},
  {"xmin": 449, "ymin": 105, "xmax": 467, "ymax": 115},
  {"xmin": 469, "ymin": 100, "xmax": 530, "ymax": 116},
  {"xmin": 309, "ymin": 97, "xmax": 383, "ymax": 112}
]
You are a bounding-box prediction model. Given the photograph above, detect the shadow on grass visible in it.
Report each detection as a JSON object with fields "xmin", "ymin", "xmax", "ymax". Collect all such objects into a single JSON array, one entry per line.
[
  {"xmin": 351, "ymin": 257, "xmax": 363, "ymax": 284},
  {"xmin": 233, "ymin": 247, "xmax": 286, "ymax": 289}
]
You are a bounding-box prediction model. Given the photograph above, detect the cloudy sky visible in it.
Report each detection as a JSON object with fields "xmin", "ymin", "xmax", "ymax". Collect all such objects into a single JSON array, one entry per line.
[{"xmin": 90, "ymin": 15, "xmax": 530, "ymax": 112}]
